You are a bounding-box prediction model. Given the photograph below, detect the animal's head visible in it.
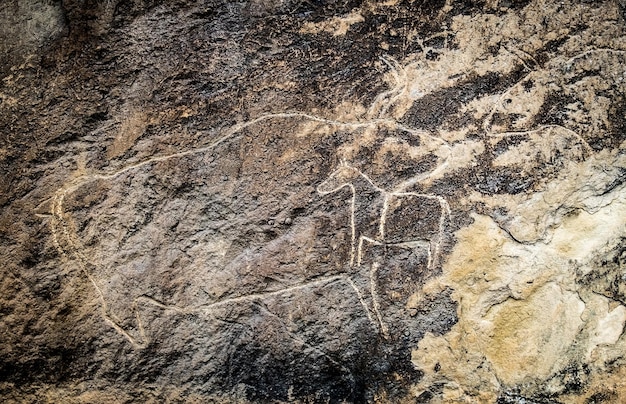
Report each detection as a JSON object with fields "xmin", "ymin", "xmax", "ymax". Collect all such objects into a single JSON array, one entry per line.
[{"xmin": 317, "ymin": 161, "xmax": 360, "ymax": 194}]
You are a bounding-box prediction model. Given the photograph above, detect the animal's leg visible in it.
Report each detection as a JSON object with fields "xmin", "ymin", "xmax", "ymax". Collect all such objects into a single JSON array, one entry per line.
[
  {"xmin": 427, "ymin": 236, "xmax": 438, "ymax": 270},
  {"xmin": 354, "ymin": 237, "xmax": 390, "ymax": 338},
  {"xmin": 99, "ymin": 290, "xmax": 187, "ymax": 348},
  {"xmin": 428, "ymin": 198, "xmax": 450, "ymax": 270},
  {"xmin": 357, "ymin": 236, "xmax": 365, "ymax": 267},
  {"xmin": 370, "ymin": 261, "xmax": 390, "ymax": 339},
  {"xmin": 131, "ymin": 295, "xmax": 188, "ymax": 347},
  {"xmin": 348, "ymin": 233, "xmax": 356, "ymax": 267},
  {"xmin": 426, "ymin": 242, "xmax": 434, "ymax": 269},
  {"xmin": 100, "ymin": 297, "xmax": 149, "ymax": 348},
  {"xmin": 357, "ymin": 235, "xmax": 380, "ymax": 267},
  {"xmin": 343, "ymin": 276, "xmax": 377, "ymax": 326},
  {"xmin": 429, "ymin": 233, "xmax": 446, "ymax": 270}
]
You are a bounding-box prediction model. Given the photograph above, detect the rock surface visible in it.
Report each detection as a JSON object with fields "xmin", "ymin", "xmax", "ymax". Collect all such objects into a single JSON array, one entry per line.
[{"xmin": 1, "ymin": 0, "xmax": 625, "ymax": 402}]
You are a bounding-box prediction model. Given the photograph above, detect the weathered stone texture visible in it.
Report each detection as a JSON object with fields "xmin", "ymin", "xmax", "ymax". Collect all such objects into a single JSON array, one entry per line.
[{"xmin": 1, "ymin": 0, "xmax": 625, "ymax": 402}]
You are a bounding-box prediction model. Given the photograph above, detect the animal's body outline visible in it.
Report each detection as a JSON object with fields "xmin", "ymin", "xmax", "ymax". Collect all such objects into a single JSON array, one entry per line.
[
  {"xmin": 41, "ymin": 106, "xmax": 451, "ymax": 347},
  {"xmin": 39, "ymin": 53, "xmax": 455, "ymax": 348},
  {"xmin": 40, "ymin": 46, "xmax": 610, "ymax": 346},
  {"xmin": 317, "ymin": 161, "xmax": 450, "ymax": 336}
]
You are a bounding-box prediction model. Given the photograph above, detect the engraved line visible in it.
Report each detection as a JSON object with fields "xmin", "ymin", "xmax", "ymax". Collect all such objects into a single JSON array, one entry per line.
[
  {"xmin": 563, "ymin": 48, "xmax": 626, "ymax": 67},
  {"xmin": 377, "ymin": 56, "xmax": 408, "ymax": 118},
  {"xmin": 343, "ymin": 275, "xmax": 378, "ymax": 328},
  {"xmin": 48, "ymin": 67, "xmax": 452, "ymax": 345},
  {"xmin": 488, "ymin": 124, "xmax": 593, "ymax": 156},
  {"xmin": 482, "ymin": 70, "xmax": 536, "ymax": 133},
  {"xmin": 367, "ymin": 55, "xmax": 405, "ymax": 119},
  {"xmin": 318, "ymin": 163, "xmax": 452, "ymax": 338},
  {"xmin": 251, "ymin": 302, "xmax": 354, "ymax": 377},
  {"xmin": 191, "ymin": 275, "xmax": 345, "ymax": 311},
  {"xmin": 370, "ymin": 262, "xmax": 390, "ymax": 339},
  {"xmin": 349, "ymin": 184, "xmax": 357, "ymax": 267}
]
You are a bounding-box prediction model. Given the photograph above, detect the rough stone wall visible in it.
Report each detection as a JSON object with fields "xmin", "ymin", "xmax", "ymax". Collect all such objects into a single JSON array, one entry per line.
[{"xmin": 0, "ymin": 0, "xmax": 625, "ymax": 402}]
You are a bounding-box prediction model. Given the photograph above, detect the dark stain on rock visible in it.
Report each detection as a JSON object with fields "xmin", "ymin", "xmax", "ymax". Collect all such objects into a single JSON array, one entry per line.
[
  {"xmin": 533, "ymin": 92, "xmax": 579, "ymax": 126},
  {"xmin": 447, "ymin": 0, "xmax": 487, "ymax": 16},
  {"xmin": 606, "ymin": 94, "xmax": 626, "ymax": 147},
  {"xmin": 557, "ymin": 363, "xmax": 591, "ymax": 395},
  {"xmin": 580, "ymin": 239, "xmax": 626, "ymax": 305},
  {"xmin": 499, "ymin": 0, "xmax": 533, "ymax": 9},
  {"xmin": 402, "ymin": 67, "xmax": 527, "ymax": 131},
  {"xmin": 474, "ymin": 168, "xmax": 535, "ymax": 195},
  {"xmin": 585, "ymin": 391, "xmax": 619, "ymax": 403}
]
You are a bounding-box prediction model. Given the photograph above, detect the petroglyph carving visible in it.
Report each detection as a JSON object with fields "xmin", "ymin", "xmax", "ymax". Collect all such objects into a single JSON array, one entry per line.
[
  {"xmin": 46, "ymin": 123, "xmax": 438, "ymax": 345},
  {"xmin": 41, "ymin": 54, "xmax": 457, "ymax": 347},
  {"xmin": 45, "ymin": 48, "xmax": 607, "ymax": 345},
  {"xmin": 368, "ymin": 56, "xmax": 408, "ymax": 119},
  {"xmin": 317, "ymin": 162, "xmax": 450, "ymax": 336},
  {"xmin": 482, "ymin": 48, "xmax": 626, "ymax": 155},
  {"xmin": 48, "ymin": 164, "xmax": 366, "ymax": 348},
  {"xmin": 318, "ymin": 161, "xmax": 449, "ymax": 268},
  {"xmin": 52, "ymin": 182, "xmax": 354, "ymax": 349}
]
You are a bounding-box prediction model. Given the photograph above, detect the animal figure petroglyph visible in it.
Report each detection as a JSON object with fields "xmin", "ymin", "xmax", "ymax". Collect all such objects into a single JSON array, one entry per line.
[
  {"xmin": 317, "ymin": 161, "xmax": 450, "ymax": 336},
  {"xmin": 44, "ymin": 46, "xmax": 611, "ymax": 346},
  {"xmin": 45, "ymin": 163, "xmax": 365, "ymax": 352},
  {"xmin": 43, "ymin": 125, "xmax": 445, "ymax": 346},
  {"xmin": 39, "ymin": 54, "xmax": 455, "ymax": 347},
  {"xmin": 318, "ymin": 161, "xmax": 450, "ymax": 268}
]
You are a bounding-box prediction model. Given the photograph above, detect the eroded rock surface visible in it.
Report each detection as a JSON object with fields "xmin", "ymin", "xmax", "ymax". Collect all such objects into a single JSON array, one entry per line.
[{"xmin": 1, "ymin": 0, "xmax": 625, "ymax": 402}]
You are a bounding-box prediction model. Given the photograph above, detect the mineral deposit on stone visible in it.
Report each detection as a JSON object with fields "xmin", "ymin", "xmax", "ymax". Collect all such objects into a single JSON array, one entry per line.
[{"xmin": 1, "ymin": 0, "xmax": 625, "ymax": 402}]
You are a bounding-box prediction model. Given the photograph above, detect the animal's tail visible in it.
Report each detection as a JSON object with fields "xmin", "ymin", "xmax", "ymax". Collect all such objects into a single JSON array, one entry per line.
[{"xmin": 49, "ymin": 185, "xmax": 150, "ymax": 348}]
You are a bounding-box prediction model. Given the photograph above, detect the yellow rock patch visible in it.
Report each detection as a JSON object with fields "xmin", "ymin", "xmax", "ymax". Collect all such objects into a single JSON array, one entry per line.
[{"xmin": 412, "ymin": 183, "xmax": 626, "ymax": 398}]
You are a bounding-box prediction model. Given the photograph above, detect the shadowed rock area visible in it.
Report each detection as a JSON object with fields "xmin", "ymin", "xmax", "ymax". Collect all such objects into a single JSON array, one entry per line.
[{"xmin": 1, "ymin": 0, "xmax": 625, "ymax": 402}]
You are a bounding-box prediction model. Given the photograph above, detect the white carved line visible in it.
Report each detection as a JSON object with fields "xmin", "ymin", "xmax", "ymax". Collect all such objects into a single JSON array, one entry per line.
[
  {"xmin": 191, "ymin": 275, "xmax": 345, "ymax": 311},
  {"xmin": 45, "ymin": 56, "xmax": 451, "ymax": 345},
  {"xmin": 349, "ymin": 184, "xmax": 357, "ymax": 268},
  {"xmin": 50, "ymin": 113, "xmax": 448, "ymax": 198},
  {"xmin": 379, "ymin": 196, "xmax": 389, "ymax": 240},
  {"xmin": 51, "ymin": 186, "xmax": 373, "ymax": 346},
  {"xmin": 390, "ymin": 123, "xmax": 452, "ymax": 193},
  {"xmin": 132, "ymin": 289, "xmax": 358, "ymax": 371},
  {"xmin": 367, "ymin": 56, "xmax": 406, "ymax": 119},
  {"xmin": 482, "ymin": 69, "xmax": 537, "ymax": 134},
  {"xmin": 343, "ymin": 276, "xmax": 377, "ymax": 327},
  {"xmin": 370, "ymin": 262, "xmax": 390, "ymax": 339},
  {"xmin": 502, "ymin": 45, "xmax": 537, "ymax": 71},
  {"xmin": 489, "ymin": 125, "xmax": 593, "ymax": 157},
  {"xmin": 563, "ymin": 48, "xmax": 626, "ymax": 67},
  {"xmin": 483, "ymin": 48, "xmax": 626, "ymax": 155},
  {"xmin": 318, "ymin": 163, "xmax": 451, "ymax": 337},
  {"xmin": 51, "ymin": 188, "xmax": 149, "ymax": 348},
  {"xmin": 356, "ymin": 236, "xmax": 377, "ymax": 268}
]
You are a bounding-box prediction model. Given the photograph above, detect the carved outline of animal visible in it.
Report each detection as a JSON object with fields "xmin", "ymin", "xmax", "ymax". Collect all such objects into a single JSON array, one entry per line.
[
  {"xmin": 317, "ymin": 161, "xmax": 450, "ymax": 336},
  {"xmin": 41, "ymin": 109, "xmax": 448, "ymax": 347},
  {"xmin": 45, "ymin": 173, "xmax": 361, "ymax": 352},
  {"xmin": 479, "ymin": 49, "xmax": 626, "ymax": 155},
  {"xmin": 39, "ymin": 47, "xmax": 607, "ymax": 346},
  {"xmin": 39, "ymin": 54, "xmax": 453, "ymax": 346}
]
